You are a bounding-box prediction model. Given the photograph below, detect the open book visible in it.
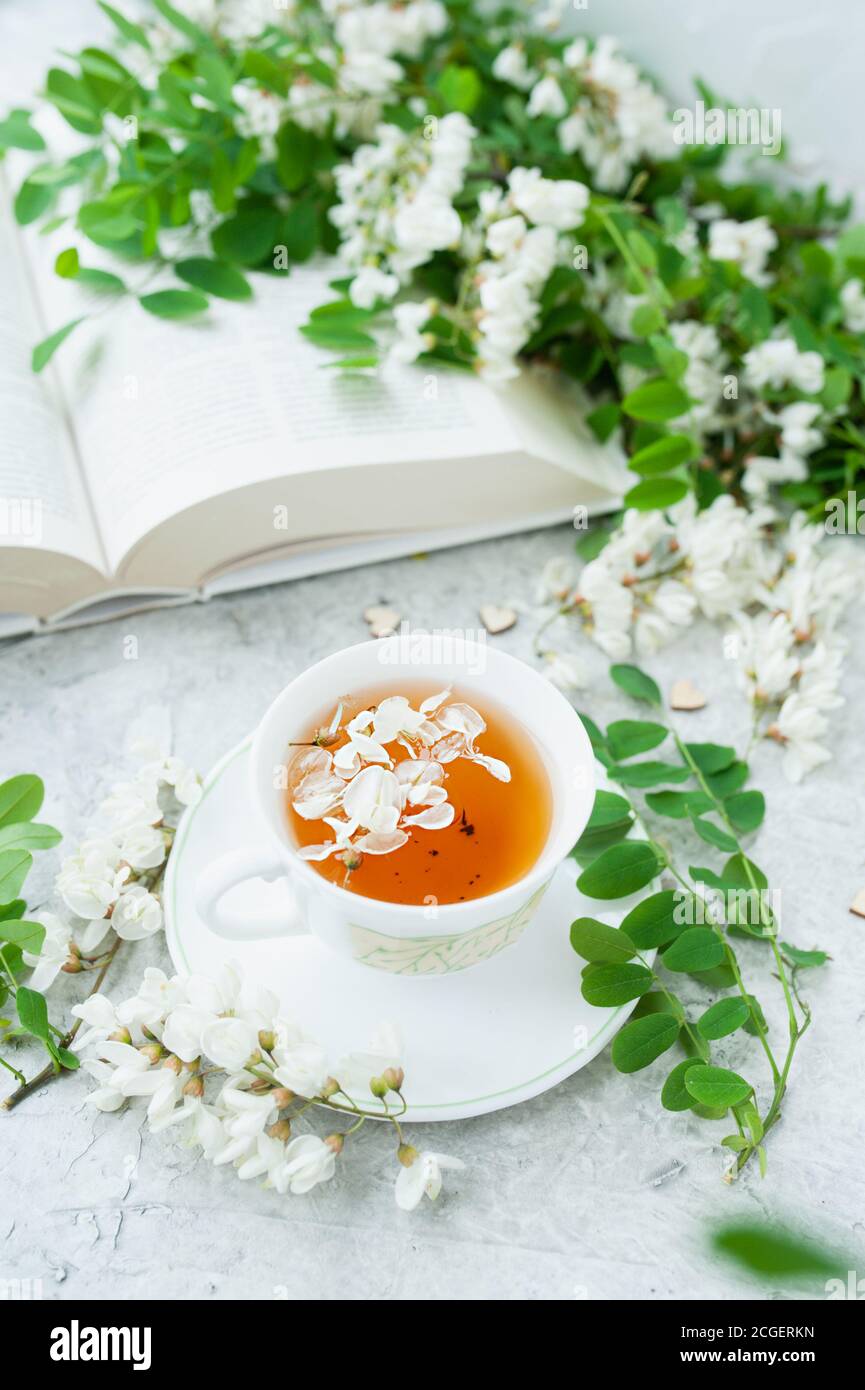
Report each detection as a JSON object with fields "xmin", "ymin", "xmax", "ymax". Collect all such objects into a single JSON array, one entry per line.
[{"xmin": 0, "ymin": 191, "xmax": 627, "ymax": 637}]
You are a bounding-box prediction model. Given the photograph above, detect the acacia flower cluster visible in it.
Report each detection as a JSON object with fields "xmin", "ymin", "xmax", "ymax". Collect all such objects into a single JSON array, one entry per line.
[
  {"xmin": 75, "ymin": 962, "xmax": 463, "ymax": 1210},
  {"xmin": 23, "ymin": 727, "xmax": 201, "ymax": 990},
  {"xmin": 290, "ymin": 691, "xmax": 510, "ymax": 864},
  {"xmin": 493, "ymin": 34, "xmax": 671, "ymax": 191},
  {"xmin": 331, "ymin": 112, "xmax": 476, "ymax": 309},
  {"xmin": 534, "ymin": 502, "xmax": 861, "ymax": 781}
]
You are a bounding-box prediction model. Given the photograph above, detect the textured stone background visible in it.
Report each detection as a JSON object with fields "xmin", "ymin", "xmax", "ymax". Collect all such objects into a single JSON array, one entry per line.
[{"xmin": 2, "ymin": 524, "xmax": 863, "ymax": 1301}]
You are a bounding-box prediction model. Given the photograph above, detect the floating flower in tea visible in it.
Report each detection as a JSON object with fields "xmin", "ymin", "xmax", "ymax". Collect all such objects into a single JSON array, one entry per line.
[{"xmin": 290, "ymin": 691, "xmax": 511, "ymax": 867}]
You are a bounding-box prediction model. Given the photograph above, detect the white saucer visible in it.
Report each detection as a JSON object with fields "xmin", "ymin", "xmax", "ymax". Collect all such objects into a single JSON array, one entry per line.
[{"xmin": 165, "ymin": 738, "xmax": 651, "ymax": 1123}]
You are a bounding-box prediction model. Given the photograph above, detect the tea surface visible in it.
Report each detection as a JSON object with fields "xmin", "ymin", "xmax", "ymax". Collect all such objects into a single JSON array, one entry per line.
[{"xmin": 283, "ymin": 682, "xmax": 552, "ymax": 905}]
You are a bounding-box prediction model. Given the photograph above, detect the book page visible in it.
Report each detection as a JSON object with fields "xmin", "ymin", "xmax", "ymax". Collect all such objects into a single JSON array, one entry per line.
[
  {"xmin": 0, "ymin": 189, "xmax": 104, "ymax": 575},
  {"xmin": 38, "ymin": 261, "xmax": 521, "ymax": 574}
]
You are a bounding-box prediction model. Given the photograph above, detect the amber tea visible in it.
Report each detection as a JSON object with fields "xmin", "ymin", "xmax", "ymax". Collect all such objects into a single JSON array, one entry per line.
[{"xmin": 283, "ymin": 682, "xmax": 553, "ymax": 906}]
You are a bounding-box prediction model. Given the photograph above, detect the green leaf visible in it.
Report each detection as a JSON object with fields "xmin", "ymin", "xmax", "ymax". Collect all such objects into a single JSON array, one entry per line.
[
  {"xmin": 690, "ymin": 815, "xmax": 739, "ymax": 853},
  {"xmin": 712, "ymin": 1222, "xmax": 846, "ymax": 1279},
  {"xmin": 54, "ymin": 246, "xmax": 80, "ymax": 278},
  {"xmin": 780, "ymin": 941, "xmax": 829, "ymax": 968},
  {"xmin": 621, "ymin": 890, "xmax": 685, "ymax": 949},
  {"xmin": 281, "ymin": 198, "xmax": 319, "ymax": 262},
  {"xmin": 436, "ymin": 64, "xmax": 482, "ymax": 114},
  {"xmin": 32, "ymin": 319, "xmax": 84, "ymax": 372},
  {"xmin": 15, "ymin": 985, "xmax": 50, "ymax": 1042},
  {"xmin": 606, "ymin": 720, "xmax": 667, "ymax": 760},
  {"xmin": 196, "ymin": 50, "xmax": 237, "ymax": 113},
  {"xmin": 139, "ymin": 288, "xmax": 209, "ymax": 319},
  {"xmin": 276, "ymin": 121, "xmax": 315, "ymax": 191},
  {"xmin": 244, "ymin": 48, "xmax": 289, "ymax": 96},
  {"xmin": 697, "ymin": 997, "xmax": 751, "ymax": 1040},
  {"xmin": 14, "ymin": 177, "xmax": 53, "ymax": 226},
  {"xmin": 301, "ymin": 323, "xmax": 376, "ymax": 353},
  {"xmin": 0, "ymin": 900, "xmax": 25, "ymax": 922},
  {"xmin": 45, "ymin": 68, "xmax": 101, "ymax": 135},
  {"xmin": 78, "ymin": 198, "xmax": 139, "ymax": 241},
  {"xmin": 609, "ymin": 663, "xmax": 661, "ymax": 707},
  {"xmin": 97, "ymin": 2, "xmax": 152, "ymax": 49},
  {"xmin": 581, "ymin": 962, "xmax": 653, "ymax": 1007},
  {"xmin": 623, "ymin": 476, "xmax": 689, "ymax": 510},
  {"xmin": 0, "ymin": 850, "xmax": 32, "ymax": 905},
  {"xmin": 151, "ymin": 0, "xmax": 212, "ymax": 44},
  {"xmin": 628, "ymin": 433, "xmax": 699, "ymax": 477},
  {"xmin": 662, "ymin": 927, "xmax": 725, "ymax": 973},
  {"xmin": 76, "ymin": 268, "xmax": 126, "ymax": 293},
  {"xmin": 175, "ymin": 257, "xmax": 252, "ymax": 301},
  {"xmin": 0, "ymin": 775, "xmax": 44, "ymax": 826},
  {"xmin": 569, "ymin": 917, "xmax": 637, "ymax": 964},
  {"xmin": 632, "ymin": 990, "xmax": 683, "ymax": 1021},
  {"xmin": 0, "ymin": 108, "xmax": 46, "ymax": 152},
  {"xmin": 705, "ymin": 761, "xmax": 749, "ymax": 797},
  {"xmin": 684, "ymin": 1064, "xmax": 752, "ymax": 1109},
  {"xmin": 721, "ymin": 1133, "xmax": 749, "ymax": 1152},
  {"xmin": 56, "ymin": 1046, "xmax": 80, "ymax": 1071},
  {"xmin": 0, "ymin": 822, "xmax": 61, "ymax": 852},
  {"xmin": 622, "ymin": 377, "xmax": 693, "ymax": 422},
  {"xmin": 724, "ymin": 790, "xmax": 765, "ymax": 833},
  {"xmin": 645, "ymin": 789, "xmax": 712, "ymax": 819},
  {"xmin": 685, "ymin": 742, "xmax": 735, "ymax": 774},
  {"xmin": 0, "ymin": 920, "xmax": 45, "ymax": 954},
  {"xmin": 577, "ymin": 841, "xmax": 663, "ymax": 900},
  {"xmin": 212, "ymin": 207, "xmax": 280, "ymax": 265},
  {"xmin": 585, "ymin": 401, "xmax": 621, "ymax": 442},
  {"xmin": 583, "ymin": 790, "xmax": 633, "ymax": 832},
  {"xmin": 611, "ymin": 1013, "xmax": 680, "ymax": 1073},
  {"xmin": 661, "ymin": 1057, "xmax": 703, "ymax": 1111},
  {"xmin": 609, "ymin": 761, "xmax": 691, "ymax": 788}
]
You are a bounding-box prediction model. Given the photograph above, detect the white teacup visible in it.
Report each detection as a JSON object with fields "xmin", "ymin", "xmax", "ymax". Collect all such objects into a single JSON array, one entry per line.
[{"xmin": 195, "ymin": 638, "xmax": 595, "ymax": 976}]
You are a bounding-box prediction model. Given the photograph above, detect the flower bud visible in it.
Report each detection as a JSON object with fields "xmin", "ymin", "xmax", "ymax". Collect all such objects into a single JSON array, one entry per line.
[
  {"xmin": 139, "ymin": 1043, "xmax": 164, "ymax": 1064},
  {"xmin": 339, "ymin": 848, "xmax": 364, "ymax": 871},
  {"xmin": 313, "ymin": 727, "xmax": 340, "ymax": 748},
  {"xmin": 324, "ymin": 1133, "xmax": 344, "ymax": 1155},
  {"xmin": 68, "ymin": 941, "xmax": 81, "ymax": 958},
  {"xmin": 62, "ymin": 955, "xmax": 82, "ymax": 974},
  {"xmin": 246, "ymin": 1049, "xmax": 263, "ymax": 1067},
  {"xmin": 319, "ymin": 1076, "xmax": 340, "ymax": 1099},
  {"xmin": 271, "ymin": 1086, "xmax": 295, "ymax": 1108},
  {"xmin": 397, "ymin": 1143, "xmax": 419, "ymax": 1168},
  {"xmin": 109, "ymin": 1027, "xmax": 132, "ymax": 1045},
  {"xmin": 182, "ymin": 1075, "xmax": 204, "ymax": 1098},
  {"xmin": 162, "ymin": 1054, "xmax": 183, "ymax": 1075},
  {"xmin": 268, "ymin": 1118, "xmax": 292, "ymax": 1142},
  {"xmin": 382, "ymin": 1066, "xmax": 404, "ymax": 1094},
  {"xmin": 369, "ymin": 1075, "xmax": 389, "ymax": 1099},
  {"xmin": 258, "ymin": 1030, "xmax": 276, "ymax": 1053},
  {"xmin": 249, "ymin": 1076, "xmax": 271, "ymax": 1092}
]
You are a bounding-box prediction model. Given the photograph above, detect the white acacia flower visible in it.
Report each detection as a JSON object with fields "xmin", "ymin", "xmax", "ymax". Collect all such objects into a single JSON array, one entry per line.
[
  {"xmin": 393, "ymin": 194, "xmax": 463, "ymax": 259},
  {"xmin": 543, "ymin": 651, "xmax": 585, "ymax": 691},
  {"xmin": 116, "ymin": 966, "xmax": 187, "ymax": 1029},
  {"xmin": 341, "ymin": 765, "xmax": 402, "ymax": 833},
  {"xmin": 537, "ymin": 554, "xmax": 577, "ymax": 603},
  {"xmin": 841, "ymin": 278, "xmax": 865, "ymax": 333},
  {"xmin": 200, "ymin": 1016, "xmax": 259, "ymax": 1072},
  {"xmin": 110, "ymin": 885, "xmax": 163, "ymax": 942},
  {"xmin": 707, "ymin": 216, "xmax": 778, "ymax": 286},
  {"xmin": 281, "ymin": 1134, "xmax": 337, "ymax": 1193},
  {"xmin": 394, "ymin": 1150, "xmax": 465, "ymax": 1210},
  {"xmin": 119, "ymin": 823, "xmax": 165, "ymax": 871},
  {"xmin": 527, "ymin": 74, "xmax": 568, "ymax": 119},
  {"xmin": 22, "ymin": 912, "xmax": 71, "ymax": 992},
  {"xmin": 57, "ymin": 837, "xmax": 127, "ymax": 920},
  {"xmin": 336, "ymin": 1020, "xmax": 403, "ymax": 1093},
  {"xmin": 743, "ymin": 335, "xmax": 824, "ymax": 396},
  {"xmin": 272, "ymin": 1034, "xmax": 330, "ymax": 1097},
  {"xmin": 70, "ymin": 992, "xmax": 122, "ymax": 1050},
  {"xmin": 492, "ymin": 43, "xmax": 535, "ymax": 90},
  {"xmin": 508, "ymin": 166, "xmax": 589, "ymax": 231},
  {"xmin": 349, "ymin": 265, "xmax": 399, "ymax": 308}
]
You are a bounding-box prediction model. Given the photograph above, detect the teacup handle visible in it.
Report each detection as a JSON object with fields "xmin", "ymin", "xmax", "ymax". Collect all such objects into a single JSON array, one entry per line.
[{"xmin": 194, "ymin": 847, "xmax": 308, "ymax": 941}]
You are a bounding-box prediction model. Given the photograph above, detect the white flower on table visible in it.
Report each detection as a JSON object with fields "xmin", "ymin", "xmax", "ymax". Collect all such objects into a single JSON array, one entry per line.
[
  {"xmin": 272, "ymin": 1022, "xmax": 330, "ymax": 1096},
  {"xmin": 394, "ymin": 1149, "xmax": 465, "ymax": 1211},
  {"xmin": 241, "ymin": 1134, "xmax": 336, "ymax": 1194},
  {"xmin": 110, "ymin": 885, "xmax": 163, "ymax": 941},
  {"xmin": 56, "ymin": 836, "xmax": 128, "ymax": 920},
  {"xmin": 118, "ymin": 823, "xmax": 165, "ymax": 872},
  {"xmin": 21, "ymin": 911, "xmax": 72, "ymax": 992}
]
